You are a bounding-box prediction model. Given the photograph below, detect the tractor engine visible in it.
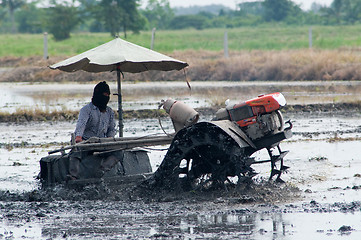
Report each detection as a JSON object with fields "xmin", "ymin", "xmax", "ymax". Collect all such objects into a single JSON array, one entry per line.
[
  {"xmin": 151, "ymin": 92, "xmax": 292, "ymax": 189},
  {"xmin": 215, "ymin": 92, "xmax": 286, "ymax": 141}
]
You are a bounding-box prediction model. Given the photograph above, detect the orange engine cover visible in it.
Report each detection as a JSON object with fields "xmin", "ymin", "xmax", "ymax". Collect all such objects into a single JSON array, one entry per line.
[{"xmin": 228, "ymin": 92, "xmax": 286, "ymax": 127}]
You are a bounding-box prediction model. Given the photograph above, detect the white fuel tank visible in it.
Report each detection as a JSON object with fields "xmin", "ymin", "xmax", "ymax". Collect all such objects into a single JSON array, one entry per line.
[{"xmin": 163, "ymin": 98, "xmax": 199, "ymax": 132}]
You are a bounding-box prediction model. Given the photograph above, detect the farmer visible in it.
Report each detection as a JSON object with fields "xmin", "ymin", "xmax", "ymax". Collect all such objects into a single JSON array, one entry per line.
[{"xmin": 67, "ymin": 81, "xmax": 117, "ymax": 180}]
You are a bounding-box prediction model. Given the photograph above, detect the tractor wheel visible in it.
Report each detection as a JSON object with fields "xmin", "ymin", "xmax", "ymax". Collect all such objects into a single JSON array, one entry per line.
[{"xmin": 152, "ymin": 122, "xmax": 256, "ymax": 191}]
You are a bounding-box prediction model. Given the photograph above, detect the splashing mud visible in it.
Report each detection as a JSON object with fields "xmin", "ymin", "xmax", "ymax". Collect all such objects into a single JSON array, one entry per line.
[{"xmin": 0, "ymin": 112, "xmax": 360, "ymax": 239}]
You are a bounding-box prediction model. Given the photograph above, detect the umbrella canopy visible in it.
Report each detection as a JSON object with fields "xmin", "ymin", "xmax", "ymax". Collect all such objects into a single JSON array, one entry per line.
[
  {"xmin": 49, "ymin": 37, "xmax": 188, "ymax": 73},
  {"xmin": 49, "ymin": 37, "xmax": 188, "ymax": 137}
]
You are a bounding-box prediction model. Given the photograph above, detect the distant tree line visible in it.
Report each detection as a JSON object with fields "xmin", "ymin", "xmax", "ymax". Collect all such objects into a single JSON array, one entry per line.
[{"xmin": 0, "ymin": 0, "xmax": 361, "ymax": 41}]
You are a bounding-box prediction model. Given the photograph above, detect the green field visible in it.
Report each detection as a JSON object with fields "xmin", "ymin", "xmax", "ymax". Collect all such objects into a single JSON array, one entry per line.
[{"xmin": 1, "ymin": 25, "xmax": 361, "ymax": 57}]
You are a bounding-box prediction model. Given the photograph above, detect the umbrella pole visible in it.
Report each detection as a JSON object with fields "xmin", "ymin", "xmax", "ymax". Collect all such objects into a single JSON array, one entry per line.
[{"xmin": 117, "ymin": 65, "xmax": 123, "ymax": 137}]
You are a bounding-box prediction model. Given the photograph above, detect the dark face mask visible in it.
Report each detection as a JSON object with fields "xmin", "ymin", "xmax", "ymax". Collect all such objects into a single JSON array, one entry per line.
[{"xmin": 92, "ymin": 93, "xmax": 110, "ymax": 112}]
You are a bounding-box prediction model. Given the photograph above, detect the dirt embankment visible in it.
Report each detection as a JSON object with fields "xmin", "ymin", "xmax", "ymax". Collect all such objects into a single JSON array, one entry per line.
[
  {"xmin": 0, "ymin": 102, "xmax": 360, "ymax": 123},
  {"xmin": 2, "ymin": 49, "xmax": 361, "ymax": 82}
]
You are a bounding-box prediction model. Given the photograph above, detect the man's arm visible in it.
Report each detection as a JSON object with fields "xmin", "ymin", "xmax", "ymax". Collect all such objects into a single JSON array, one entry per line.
[
  {"xmin": 106, "ymin": 109, "xmax": 116, "ymax": 137},
  {"xmin": 74, "ymin": 106, "xmax": 91, "ymax": 142}
]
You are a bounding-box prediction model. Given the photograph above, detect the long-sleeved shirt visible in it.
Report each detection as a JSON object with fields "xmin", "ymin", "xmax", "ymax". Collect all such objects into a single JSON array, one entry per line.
[{"xmin": 74, "ymin": 102, "xmax": 116, "ymax": 140}]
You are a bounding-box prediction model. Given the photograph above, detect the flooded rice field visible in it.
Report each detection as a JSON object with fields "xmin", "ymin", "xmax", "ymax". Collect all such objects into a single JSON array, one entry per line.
[
  {"xmin": 1, "ymin": 80, "xmax": 361, "ymax": 113},
  {"xmin": 0, "ymin": 81, "xmax": 361, "ymax": 239}
]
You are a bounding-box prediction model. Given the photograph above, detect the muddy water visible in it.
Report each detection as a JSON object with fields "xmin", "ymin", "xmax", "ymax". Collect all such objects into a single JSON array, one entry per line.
[
  {"xmin": 0, "ymin": 113, "xmax": 360, "ymax": 239},
  {"xmin": 0, "ymin": 82, "xmax": 361, "ymax": 239}
]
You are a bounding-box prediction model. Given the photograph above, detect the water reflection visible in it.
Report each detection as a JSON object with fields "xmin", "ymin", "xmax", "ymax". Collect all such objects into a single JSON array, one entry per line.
[
  {"xmin": 4, "ymin": 206, "xmax": 359, "ymax": 239},
  {"xmin": 37, "ymin": 211, "xmax": 293, "ymax": 239}
]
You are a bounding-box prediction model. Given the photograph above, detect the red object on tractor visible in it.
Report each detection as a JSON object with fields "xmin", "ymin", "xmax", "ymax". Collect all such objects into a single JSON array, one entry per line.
[{"xmin": 229, "ymin": 92, "xmax": 286, "ymax": 127}]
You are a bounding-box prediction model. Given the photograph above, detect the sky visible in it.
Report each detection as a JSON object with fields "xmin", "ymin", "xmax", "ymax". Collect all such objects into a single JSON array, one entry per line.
[{"xmin": 141, "ymin": 0, "xmax": 333, "ymax": 11}]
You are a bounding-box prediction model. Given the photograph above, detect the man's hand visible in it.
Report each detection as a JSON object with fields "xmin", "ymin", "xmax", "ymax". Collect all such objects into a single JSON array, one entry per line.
[{"xmin": 75, "ymin": 136, "xmax": 83, "ymax": 143}]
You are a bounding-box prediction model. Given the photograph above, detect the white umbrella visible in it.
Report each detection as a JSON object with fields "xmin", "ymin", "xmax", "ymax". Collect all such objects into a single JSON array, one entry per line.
[{"xmin": 49, "ymin": 37, "xmax": 188, "ymax": 137}]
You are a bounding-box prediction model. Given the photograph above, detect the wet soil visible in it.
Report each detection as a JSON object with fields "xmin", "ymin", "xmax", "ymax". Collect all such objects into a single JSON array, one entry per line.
[
  {"xmin": 0, "ymin": 82, "xmax": 360, "ymax": 239},
  {"xmin": 0, "ymin": 111, "xmax": 360, "ymax": 239},
  {"xmin": 1, "ymin": 102, "xmax": 361, "ymax": 123}
]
